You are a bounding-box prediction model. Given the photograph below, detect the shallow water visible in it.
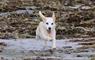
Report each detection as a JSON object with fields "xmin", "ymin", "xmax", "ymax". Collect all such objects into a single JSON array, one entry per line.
[{"xmin": 0, "ymin": 38, "xmax": 94, "ymax": 60}]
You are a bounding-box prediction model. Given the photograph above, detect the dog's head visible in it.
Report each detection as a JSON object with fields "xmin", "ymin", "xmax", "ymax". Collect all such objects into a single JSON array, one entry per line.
[{"xmin": 39, "ymin": 11, "xmax": 56, "ymax": 33}]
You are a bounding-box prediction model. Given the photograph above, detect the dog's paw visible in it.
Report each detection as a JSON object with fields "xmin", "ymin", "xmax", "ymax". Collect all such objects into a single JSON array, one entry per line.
[
  {"xmin": 52, "ymin": 46, "xmax": 56, "ymax": 49},
  {"xmin": 52, "ymin": 47, "xmax": 56, "ymax": 49}
]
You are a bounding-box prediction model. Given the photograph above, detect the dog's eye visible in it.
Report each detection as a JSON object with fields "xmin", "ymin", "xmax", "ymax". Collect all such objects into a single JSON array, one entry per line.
[
  {"xmin": 46, "ymin": 23, "xmax": 48, "ymax": 25},
  {"xmin": 51, "ymin": 23, "xmax": 53, "ymax": 25}
]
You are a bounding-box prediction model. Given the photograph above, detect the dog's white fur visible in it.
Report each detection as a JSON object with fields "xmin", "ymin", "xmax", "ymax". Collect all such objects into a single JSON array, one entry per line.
[{"xmin": 36, "ymin": 11, "xmax": 56, "ymax": 49}]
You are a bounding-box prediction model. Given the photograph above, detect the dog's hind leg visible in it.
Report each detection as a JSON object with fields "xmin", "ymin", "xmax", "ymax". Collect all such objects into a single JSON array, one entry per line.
[
  {"xmin": 35, "ymin": 35, "xmax": 38, "ymax": 40},
  {"xmin": 36, "ymin": 35, "xmax": 40, "ymax": 40}
]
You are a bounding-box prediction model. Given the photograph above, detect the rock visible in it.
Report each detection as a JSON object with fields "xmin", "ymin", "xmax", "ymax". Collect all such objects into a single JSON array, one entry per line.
[
  {"xmin": 24, "ymin": 58, "xmax": 31, "ymax": 60},
  {"xmin": 80, "ymin": 5, "xmax": 92, "ymax": 10},
  {"xmin": 91, "ymin": 57, "xmax": 95, "ymax": 60},
  {"xmin": 0, "ymin": 42, "xmax": 7, "ymax": 46}
]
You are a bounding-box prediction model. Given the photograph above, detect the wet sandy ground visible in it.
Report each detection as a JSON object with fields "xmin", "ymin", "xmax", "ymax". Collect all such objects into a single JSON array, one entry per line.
[{"xmin": 0, "ymin": 38, "xmax": 95, "ymax": 60}]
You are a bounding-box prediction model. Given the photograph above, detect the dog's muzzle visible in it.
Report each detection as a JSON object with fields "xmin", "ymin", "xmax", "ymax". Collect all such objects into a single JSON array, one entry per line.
[
  {"xmin": 47, "ymin": 27, "xmax": 51, "ymax": 33},
  {"xmin": 48, "ymin": 27, "xmax": 51, "ymax": 30}
]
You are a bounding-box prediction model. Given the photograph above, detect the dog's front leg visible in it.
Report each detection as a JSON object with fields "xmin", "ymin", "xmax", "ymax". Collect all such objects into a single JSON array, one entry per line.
[
  {"xmin": 52, "ymin": 38, "xmax": 56, "ymax": 49},
  {"xmin": 52, "ymin": 30, "xmax": 56, "ymax": 49},
  {"xmin": 41, "ymin": 33, "xmax": 50, "ymax": 49},
  {"xmin": 43, "ymin": 40, "xmax": 48, "ymax": 49}
]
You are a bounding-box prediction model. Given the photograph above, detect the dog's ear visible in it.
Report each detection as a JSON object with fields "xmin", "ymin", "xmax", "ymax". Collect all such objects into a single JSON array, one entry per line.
[
  {"xmin": 52, "ymin": 12, "xmax": 56, "ymax": 21},
  {"xmin": 39, "ymin": 11, "xmax": 46, "ymax": 20}
]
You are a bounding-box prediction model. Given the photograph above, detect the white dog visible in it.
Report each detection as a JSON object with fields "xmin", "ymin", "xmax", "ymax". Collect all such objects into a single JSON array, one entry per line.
[{"xmin": 36, "ymin": 11, "xmax": 56, "ymax": 49}]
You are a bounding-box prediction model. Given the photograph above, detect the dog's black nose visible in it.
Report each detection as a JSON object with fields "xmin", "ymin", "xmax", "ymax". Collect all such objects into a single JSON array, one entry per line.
[{"xmin": 48, "ymin": 27, "xmax": 51, "ymax": 30}]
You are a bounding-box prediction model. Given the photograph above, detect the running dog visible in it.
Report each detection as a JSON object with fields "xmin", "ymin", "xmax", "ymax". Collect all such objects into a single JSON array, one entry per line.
[{"xmin": 36, "ymin": 11, "xmax": 56, "ymax": 49}]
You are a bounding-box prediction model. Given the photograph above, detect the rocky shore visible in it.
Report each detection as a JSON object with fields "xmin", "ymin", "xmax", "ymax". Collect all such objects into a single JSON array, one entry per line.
[{"xmin": 0, "ymin": 0, "xmax": 94, "ymax": 39}]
